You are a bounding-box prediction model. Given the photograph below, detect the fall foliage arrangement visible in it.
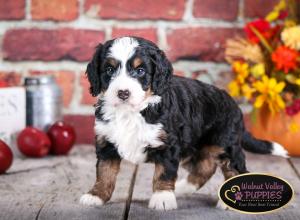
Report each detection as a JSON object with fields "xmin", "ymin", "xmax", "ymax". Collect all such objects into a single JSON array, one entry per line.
[{"xmin": 226, "ymin": 0, "xmax": 300, "ymax": 132}]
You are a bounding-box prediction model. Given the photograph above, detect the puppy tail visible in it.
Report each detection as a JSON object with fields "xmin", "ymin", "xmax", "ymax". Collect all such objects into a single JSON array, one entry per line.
[{"xmin": 241, "ymin": 131, "xmax": 289, "ymax": 158}]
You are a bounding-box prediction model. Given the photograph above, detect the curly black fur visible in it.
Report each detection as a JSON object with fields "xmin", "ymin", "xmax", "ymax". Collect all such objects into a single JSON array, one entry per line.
[{"xmin": 142, "ymin": 76, "xmax": 248, "ymax": 180}]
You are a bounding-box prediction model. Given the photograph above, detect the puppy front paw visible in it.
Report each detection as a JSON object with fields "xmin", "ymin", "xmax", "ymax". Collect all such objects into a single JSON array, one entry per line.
[
  {"xmin": 80, "ymin": 193, "xmax": 104, "ymax": 207},
  {"xmin": 148, "ymin": 191, "xmax": 177, "ymax": 210}
]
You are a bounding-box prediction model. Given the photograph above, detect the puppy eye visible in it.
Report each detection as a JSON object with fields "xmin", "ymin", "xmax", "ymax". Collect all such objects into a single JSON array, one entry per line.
[
  {"xmin": 105, "ymin": 66, "xmax": 114, "ymax": 76},
  {"xmin": 136, "ymin": 67, "xmax": 146, "ymax": 76}
]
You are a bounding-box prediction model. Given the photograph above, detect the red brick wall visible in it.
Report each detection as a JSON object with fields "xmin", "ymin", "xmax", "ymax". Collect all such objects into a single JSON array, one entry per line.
[{"xmin": 0, "ymin": 0, "xmax": 278, "ymax": 144}]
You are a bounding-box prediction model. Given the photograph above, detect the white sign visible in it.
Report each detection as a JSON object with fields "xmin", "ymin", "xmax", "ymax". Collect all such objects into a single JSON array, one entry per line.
[{"xmin": 0, "ymin": 87, "xmax": 26, "ymax": 148}]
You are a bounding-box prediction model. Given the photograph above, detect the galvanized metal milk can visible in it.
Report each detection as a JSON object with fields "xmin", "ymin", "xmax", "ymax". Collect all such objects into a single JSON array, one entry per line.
[{"xmin": 24, "ymin": 75, "xmax": 62, "ymax": 131}]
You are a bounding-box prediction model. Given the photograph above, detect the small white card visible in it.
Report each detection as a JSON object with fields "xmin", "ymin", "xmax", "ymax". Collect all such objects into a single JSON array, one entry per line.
[{"xmin": 0, "ymin": 87, "xmax": 26, "ymax": 149}]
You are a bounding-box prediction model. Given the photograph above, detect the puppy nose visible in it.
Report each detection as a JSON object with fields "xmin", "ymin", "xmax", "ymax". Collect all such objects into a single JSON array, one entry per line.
[{"xmin": 117, "ymin": 89, "xmax": 130, "ymax": 100}]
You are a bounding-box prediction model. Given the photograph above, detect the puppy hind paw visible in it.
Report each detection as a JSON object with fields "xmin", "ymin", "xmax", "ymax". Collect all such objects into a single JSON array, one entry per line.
[
  {"xmin": 149, "ymin": 191, "xmax": 177, "ymax": 211},
  {"xmin": 175, "ymin": 178, "xmax": 197, "ymax": 195},
  {"xmin": 215, "ymin": 199, "xmax": 229, "ymax": 210},
  {"xmin": 80, "ymin": 193, "xmax": 104, "ymax": 207}
]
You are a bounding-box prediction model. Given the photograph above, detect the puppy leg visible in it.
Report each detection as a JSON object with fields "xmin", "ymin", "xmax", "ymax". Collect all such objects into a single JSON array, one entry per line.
[
  {"xmin": 220, "ymin": 159, "xmax": 240, "ymax": 180},
  {"xmin": 216, "ymin": 148, "xmax": 248, "ymax": 210},
  {"xmin": 149, "ymin": 163, "xmax": 178, "ymax": 210},
  {"xmin": 80, "ymin": 140, "xmax": 121, "ymax": 207},
  {"xmin": 175, "ymin": 146, "xmax": 221, "ymax": 195},
  {"xmin": 80, "ymin": 158, "xmax": 121, "ymax": 206},
  {"xmin": 175, "ymin": 157, "xmax": 217, "ymax": 195}
]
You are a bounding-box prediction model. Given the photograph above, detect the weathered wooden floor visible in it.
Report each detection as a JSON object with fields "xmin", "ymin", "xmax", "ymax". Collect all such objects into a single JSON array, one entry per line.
[{"xmin": 1, "ymin": 145, "xmax": 299, "ymax": 220}]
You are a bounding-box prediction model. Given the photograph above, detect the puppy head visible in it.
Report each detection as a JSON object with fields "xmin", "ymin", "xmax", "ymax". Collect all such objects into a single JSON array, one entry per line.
[{"xmin": 86, "ymin": 37, "xmax": 172, "ymax": 109}]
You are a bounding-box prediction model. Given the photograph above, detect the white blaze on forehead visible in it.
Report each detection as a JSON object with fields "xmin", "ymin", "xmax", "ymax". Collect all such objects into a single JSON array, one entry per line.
[
  {"xmin": 104, "ymin": 37, "xmax": 144, "ymax": 108},
  {"xmin": 108, "ymin": 37, "xmax": 139, "ymax": 64}
]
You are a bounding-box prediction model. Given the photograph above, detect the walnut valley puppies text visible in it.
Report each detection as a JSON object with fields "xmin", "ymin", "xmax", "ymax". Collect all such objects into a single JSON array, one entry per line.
[
  {"xmin": 240, "ymin": 181, "xmax": 283, "ymax": 200},
  {"xmin": 219, "ymin": 173, "xmax": 294, "ymax": 213}
]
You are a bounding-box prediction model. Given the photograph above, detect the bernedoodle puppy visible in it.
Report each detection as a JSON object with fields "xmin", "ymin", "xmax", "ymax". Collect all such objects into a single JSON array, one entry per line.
[{"xmin": 79, "ymin": 37, "xmax": 288, "ymax": 210}]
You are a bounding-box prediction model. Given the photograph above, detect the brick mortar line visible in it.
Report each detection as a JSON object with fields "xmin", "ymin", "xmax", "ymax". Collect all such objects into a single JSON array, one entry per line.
[
  {"xmin": 63, "ymin": 105, "xmax": 94, "ymax": 115},
  {"xmin": 0, "ymin": 19, "xmax": 245, "ymax": 28},
  {"xmin": 25, "ymin": 0, "xmax": 31, "ymax": 20},
  {"xmin": 182, "ymin": 0, "xmax": 194, "ymax": 21},
  {"xmin": 0, "ymin": 17, "xmax": 245, "ymax": 31},
  {"xmin": 67, "ymin": 70, "xmax": 88, "ymax": 114},
  {"xmin": 0, "ymin": 61, "xmax": 87, "ymax": 71},
  {"xmin": 0, "ymin": 60, "xmax": 229, "ymax": 72},
  {"xmin": 173, "ymin": 61, "xmax": 230, "ymax": 75},
  {"xmin": 238, "ymin": 0, "xmax": 245, "ymax": 21},
  {"xmin": 157, "ymin": 23, "xmax": 167, "ymax": 49},
  {"xmin": 105, "ymin": 24, "xmax": 112, "ymax": 41},
  {"xmin": 78, "ymin": 0, "xmax": 84, "ymax": 18}
]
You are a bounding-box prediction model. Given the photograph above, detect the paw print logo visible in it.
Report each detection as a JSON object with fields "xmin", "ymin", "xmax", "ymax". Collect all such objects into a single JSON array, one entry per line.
[{"xmin": 235, "ymin": 192, "xmax": 243, "ymax": 201}]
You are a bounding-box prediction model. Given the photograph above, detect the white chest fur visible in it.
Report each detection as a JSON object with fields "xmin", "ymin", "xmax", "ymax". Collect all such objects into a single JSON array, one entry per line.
[{"xmin": 94, "ymin": 105, "xmax": 164, "ymax": 164}]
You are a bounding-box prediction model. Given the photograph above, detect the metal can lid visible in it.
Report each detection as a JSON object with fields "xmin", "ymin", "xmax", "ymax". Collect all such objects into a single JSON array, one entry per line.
[{"xmin": 24, "ymin": 75, "xmax": 55, "ymax": 85}]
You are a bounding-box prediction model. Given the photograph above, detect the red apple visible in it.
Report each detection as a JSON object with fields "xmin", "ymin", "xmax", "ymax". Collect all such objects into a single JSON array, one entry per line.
[
  {"xmin": 0, "ymin": 81, "xmax": 9, "ymax": 88},
  {"xmin": 17, "ymin": 127, "xmax": 51, "ymax": 157},
  {"xmin": 48, "ymin": 121, "xmax": 76, "ymax": 155},
  {"xmin": 0, "ymin": 139, "xmax": 13, "ymax": 174}
]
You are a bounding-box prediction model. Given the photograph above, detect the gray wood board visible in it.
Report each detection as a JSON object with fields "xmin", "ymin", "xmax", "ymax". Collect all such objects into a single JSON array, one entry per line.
[
  {"xmin": 1, "ymin": 145, "xmax": 299, "ymax": 220},
  {"xmin": 128, "ymin": 153, "xmax": 300, "ymax": 220},
  {"xmin": 0, "ymin": 146, "xmax": 136, "ymax": 220},
  {"xmin": 289, "ymin": 157, "xmax": 300, "ymax": 178}
]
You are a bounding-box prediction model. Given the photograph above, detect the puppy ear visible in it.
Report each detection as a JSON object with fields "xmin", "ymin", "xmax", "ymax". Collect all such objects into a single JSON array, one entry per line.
[
  {"xmin": 86, "ymin": 44, "xmax": 103, "ymax": 97},
  {"xmin": 150, "ymin": 49, "xmax": 173, "ymax": 95}
]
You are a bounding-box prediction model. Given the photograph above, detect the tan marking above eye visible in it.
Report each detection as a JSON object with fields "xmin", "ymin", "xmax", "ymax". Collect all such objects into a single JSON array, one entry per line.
[
  {"xmin": 133, "ymin": 57, "xmax": 143, "ymax": 68},
  {"xmin": 107, "ymin": 58, "xmax": 118, "ymax": 67}
]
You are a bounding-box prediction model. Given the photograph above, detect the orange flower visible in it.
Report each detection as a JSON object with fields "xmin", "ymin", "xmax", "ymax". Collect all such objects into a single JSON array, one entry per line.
[{"xmin": 271, "ymin": 46, "xmax": 299, "ymax": 73}]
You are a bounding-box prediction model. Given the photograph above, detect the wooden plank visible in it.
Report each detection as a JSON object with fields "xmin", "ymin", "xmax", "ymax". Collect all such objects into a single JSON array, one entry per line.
[
  {"xmin": 0, "ymin": 145, "xmax": 75, "ymax": 220},
  {"xmin": 289, "ymin": 158, "xmax": 300, "ymax": 179},
  {"xmin": 128, "ymin": 153, "xmax": 300, "ymax": 220},
  {"xmin": 0, "ymin": 146, "xmax": 136, "ymax": 220},
  {"xmin": 0, "ymin": 164, "xmax": 68, "ymax": 220}
]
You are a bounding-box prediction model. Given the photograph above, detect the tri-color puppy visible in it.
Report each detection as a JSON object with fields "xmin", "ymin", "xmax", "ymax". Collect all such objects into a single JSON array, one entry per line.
[{"xmin": 79, "ymin": 37, "xmax": 288, "ymax": 210}]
